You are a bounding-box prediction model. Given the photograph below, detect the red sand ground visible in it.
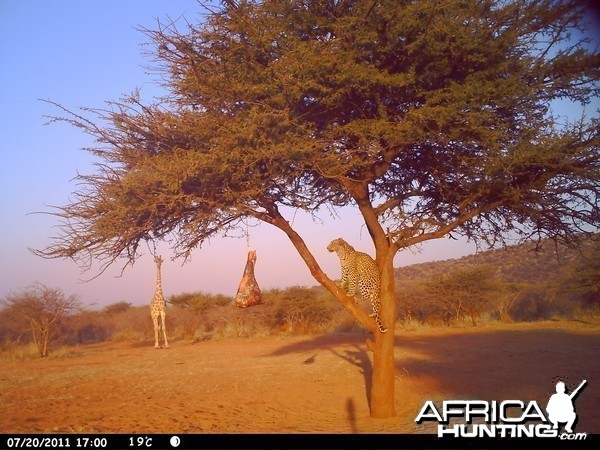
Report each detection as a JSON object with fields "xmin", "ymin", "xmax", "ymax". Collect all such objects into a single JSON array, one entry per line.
[{"xmin": 0, "ymin": 322, "xmax": 598, "ymax": 434}]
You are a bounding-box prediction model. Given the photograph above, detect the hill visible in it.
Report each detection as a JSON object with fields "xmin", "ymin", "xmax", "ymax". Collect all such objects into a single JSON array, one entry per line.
[
  {"xmin": 394, "ymin": 235, "xmax": 599, "ymax": 324},
  {"xmin": 396, "ymin": 235, "xmax": 598, "ymax": 284}
]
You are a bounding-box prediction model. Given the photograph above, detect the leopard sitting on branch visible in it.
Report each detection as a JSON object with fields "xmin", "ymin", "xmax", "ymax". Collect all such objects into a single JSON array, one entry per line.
[{"xmin": 327, "ymin": 238, "xmax": 387, "ymax": 333}]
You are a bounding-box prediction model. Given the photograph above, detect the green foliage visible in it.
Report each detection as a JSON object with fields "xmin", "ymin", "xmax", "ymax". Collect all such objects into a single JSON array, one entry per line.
[
  {"xmin": 62, "ymin": 310, "xmax": 112, "ymax": 344},
  {"xmin": 169, "ymin": 291, "xmax": 232, "ymax": 313},
  {"xmin": 396, "ymin": 235, "xmax": 600, "ymax": 323},
  {"xmin": 560, "ymin": 244, "xmax": 600, "ymax": 306},
  {"xmin": 102, "ymin": 301, "xmax": 132, "ymax": 315},
  {"xmin": 37, "ymin": 0, "xmax": 599, "ymax": 269},
  {"xmin": 0, "ymin": 286, "xmax": 359, "ymax": 352},
  {"xmin": 174, "ymin": 286, "xmax": 356, "ymax": 337},
  {"xmin": 398, "ymin": 265, "xmax": 499, "ymax": 325},
  {"xmin": 265, "ymin": 286, "xmax": 342, "ymax": 333},
  {"xmin": 436, "ymin": 265, "xmax": 500, "ymax": 325}
]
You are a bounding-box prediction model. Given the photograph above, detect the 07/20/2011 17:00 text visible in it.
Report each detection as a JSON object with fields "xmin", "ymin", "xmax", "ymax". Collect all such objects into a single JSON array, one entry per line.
[{"xmin": 3, "ymin": 436, "xmax": 158, "ymax": 448}]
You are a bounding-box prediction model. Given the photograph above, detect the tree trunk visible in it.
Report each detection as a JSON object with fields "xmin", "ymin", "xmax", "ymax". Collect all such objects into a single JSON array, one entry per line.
[
  {"xmin": 235, "ymin": 250, "xmax": 264, "ymax": 308},
  {"xmin": 267, "ymin": 211, "xmax": 396, "ymax": 417},
  {"xmin": 41, "ymin": 328, "xmax": 49, "ymax": 358},
  {"xmin": 31, "ymin": 320, "xmax": 45, "ymax": 358},
  {"xmin": 368, "ymin": 250, "xmax": 397, "ymax": 418},
  {"xmin": 470, "ymin": 311, "xmax": 478, "ymax": 326}
]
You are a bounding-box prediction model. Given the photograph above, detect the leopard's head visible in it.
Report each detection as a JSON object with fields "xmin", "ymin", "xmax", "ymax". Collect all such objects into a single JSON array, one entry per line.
[{"xmin": 327, "ymin": 238, "xmax": 350, "ymax": 253}]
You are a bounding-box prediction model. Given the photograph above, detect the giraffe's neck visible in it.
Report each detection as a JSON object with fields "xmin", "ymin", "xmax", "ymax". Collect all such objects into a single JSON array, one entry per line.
[
  {"xmin": 156, "ymin": 270, "xmax": 163, "ymax": 295},
  {"xmin": 153, "ymin": 264, "xmax": 165, "ymax": 306}
]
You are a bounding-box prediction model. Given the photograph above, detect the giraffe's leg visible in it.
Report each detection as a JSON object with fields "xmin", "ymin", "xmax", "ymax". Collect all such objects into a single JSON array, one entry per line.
[
  {"xmin": 160, "ymin": 311, "xmax": 169, "ymax": 349},
  {"xmin": 152, "ymin": 315, "xmax": 160, "ymax": 349}
]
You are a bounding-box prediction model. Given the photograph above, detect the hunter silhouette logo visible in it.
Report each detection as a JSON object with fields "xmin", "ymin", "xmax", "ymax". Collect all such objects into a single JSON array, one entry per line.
[
  {"xmin": 546, "ymin": 379, "xmax": 587, "ymax": 434},
  {"xmin": 415, "ymin": 378, "xmax": 589, "ymax": 439}
]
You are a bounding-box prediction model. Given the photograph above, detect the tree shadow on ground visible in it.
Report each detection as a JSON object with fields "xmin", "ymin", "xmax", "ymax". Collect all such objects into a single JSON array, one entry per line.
[
  {"xmin": 266, "ymin": 333, "xmax": 367, "ymax": 356},
  {"xmin": 266, "ymin": 333, "xmax": 373, "ymax": 420},
  {"xmin": 266, "ymin": 329, "xmax": 600, "ymax": 432},
  {"xmin": 329, "ymin": 344, "xmax": 373, "ymax": 408},
  {"xmin": 395, "ymin": 329, "xmax": 597, "ymax": 398}
]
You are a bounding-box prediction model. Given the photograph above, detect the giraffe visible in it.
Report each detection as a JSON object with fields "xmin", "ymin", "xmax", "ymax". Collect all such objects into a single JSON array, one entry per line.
[{"xmin": 150, "ymin": 255, "xmax": 169, "ymax": 349}]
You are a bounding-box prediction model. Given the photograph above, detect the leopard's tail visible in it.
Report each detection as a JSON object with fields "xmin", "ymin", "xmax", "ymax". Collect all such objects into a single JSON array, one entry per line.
[
  {"xmin": 376, "ymin": 317, "xmax": 388, "ymax": 333},
  {"xmin": 370, "ymin": 304, "xmax": 388, "ymax": 333}
]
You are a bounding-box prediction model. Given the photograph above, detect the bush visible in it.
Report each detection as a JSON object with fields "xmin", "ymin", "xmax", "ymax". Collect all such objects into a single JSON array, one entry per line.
[
  {"xmin": 165, "ymin": 286, "xmax": 356, "ymax": 338},
  {"xmin": 102, "ymin": 301, "xmax": 132, "ymax": 315},
  {"xmin": 169, "ymin": 292, "xmax": 232, "ymax": 312},
  {"xmin": 0, "ymin": 285, "xmax": 80, "ymax": 357},
  {"xmin": 62, "ymin": 310, "xmax": 112, "ymax": 344},
  {"xmin": 30, "ymin": 286, "xmax": 357, "ymax": 343}
]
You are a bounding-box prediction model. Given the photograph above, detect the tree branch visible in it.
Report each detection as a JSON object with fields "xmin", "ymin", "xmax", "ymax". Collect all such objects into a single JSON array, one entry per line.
[{"xmin": 259, "ymin": 204, "xmax": 377, "ymax": 333}]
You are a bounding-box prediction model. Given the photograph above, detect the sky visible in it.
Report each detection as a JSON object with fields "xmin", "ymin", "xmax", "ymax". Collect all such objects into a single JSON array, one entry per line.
[{"xmin": 0, "ymin": 1, "xmax": 598, "ymax": 309}]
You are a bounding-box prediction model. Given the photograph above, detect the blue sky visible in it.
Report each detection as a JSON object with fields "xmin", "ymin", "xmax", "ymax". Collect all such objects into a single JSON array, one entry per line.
[{"xmin": 0, "ymin": 1, "xmax": 598, "ymax": 308}]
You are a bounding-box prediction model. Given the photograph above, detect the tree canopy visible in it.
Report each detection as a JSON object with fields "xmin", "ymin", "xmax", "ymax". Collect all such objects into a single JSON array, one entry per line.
[{"xmin": 39, "ymin": 0, "xmax": 598, "ymax": 273}]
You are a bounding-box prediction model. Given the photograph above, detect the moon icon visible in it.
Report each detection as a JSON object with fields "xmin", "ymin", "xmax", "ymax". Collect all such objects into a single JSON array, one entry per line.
[{"xmin": 170, "ymin": 436, "xmax": 180, "ymax": 447}]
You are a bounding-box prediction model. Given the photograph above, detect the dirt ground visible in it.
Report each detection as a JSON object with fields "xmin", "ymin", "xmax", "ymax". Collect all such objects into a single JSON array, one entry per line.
[{"xmin": 0, "ymin": 321, "xmax": 598, "ymax": 434}]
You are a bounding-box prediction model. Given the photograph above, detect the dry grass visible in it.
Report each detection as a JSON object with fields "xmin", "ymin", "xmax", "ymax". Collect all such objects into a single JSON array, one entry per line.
[{"xmin": 1, "ymin": 321, "xmax": 598, "ymax": 434}]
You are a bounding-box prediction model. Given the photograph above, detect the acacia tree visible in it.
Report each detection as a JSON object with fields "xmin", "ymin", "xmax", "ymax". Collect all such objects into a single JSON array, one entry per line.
[
  {"xmin": 432, "ymin": 266, "xmax": 499, "ymax": 325},
  {"xmin": 36, "ymin": 0, "xmax": 599, "ymax": 417},
  {"xmin": 2, "ymin": 285, "xmax": 80, "ymax": 357}
]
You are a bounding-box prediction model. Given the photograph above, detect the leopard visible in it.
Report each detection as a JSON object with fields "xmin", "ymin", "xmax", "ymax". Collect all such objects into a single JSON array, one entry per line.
[{"xmin": 327, "ymin": 238, "xmax": 387, "ymax": 333}]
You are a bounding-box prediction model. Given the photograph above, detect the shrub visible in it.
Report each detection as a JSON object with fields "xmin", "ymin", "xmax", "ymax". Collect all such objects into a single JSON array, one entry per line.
[
  {"xmin": 102, "ymin": 301, "xmax": 132, "ymax": 315},
  {"xmin": 169, "ymin": 291, "xmax": 232, "ymax": 313}
]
